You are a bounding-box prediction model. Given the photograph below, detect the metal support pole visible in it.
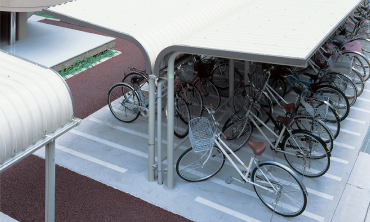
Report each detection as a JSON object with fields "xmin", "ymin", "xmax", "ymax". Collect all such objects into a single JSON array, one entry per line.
[
  {"xmin": 148, "ymin": 74, "xmax": 157, "ymax": 182},
  {"xmin": 244, "ymin": 61, "xmax": 250, "ymax": 86},
  {"xmin": 45, "ymin": 141, "xmax": 56, "ymax": 222},
  {"xmin": 157, "ymin": 79, "xmax": 167, "ymax": 185},
  {"xmin": 9, "ymin": 12, "xmax": 16, "ymax": 45},
  {"xmin": 167, "ymin": 51, "xmax": 182, "ymax": 189},
  {"xmin": 229, "ymin": 59, "xmax": 235, "ymax": 97}
]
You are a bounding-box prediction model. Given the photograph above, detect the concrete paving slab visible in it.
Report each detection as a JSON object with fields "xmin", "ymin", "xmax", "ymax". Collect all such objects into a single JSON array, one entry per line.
[
  {"xmin": 348, "ymin": 152, "xmax": 370, "ymax": 190},
  {"xmin": 0, "ymin": 20, "xmax": 115, "ymax": 68},
  {"xmin": 331, "ymin": 184, "xmax": 370, "ymax": 222},
  {"xmin": 0, "ymin": 212, "xmax": 18, "ymax": 222}
]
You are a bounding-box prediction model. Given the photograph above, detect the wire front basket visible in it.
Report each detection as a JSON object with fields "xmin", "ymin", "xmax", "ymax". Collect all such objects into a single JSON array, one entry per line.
[{"xmin": 188, "ymin": 117, "xmax": 215, "ymax": 152}]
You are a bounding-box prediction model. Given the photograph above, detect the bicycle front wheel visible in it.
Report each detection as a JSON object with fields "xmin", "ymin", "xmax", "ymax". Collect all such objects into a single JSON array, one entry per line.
[
  {"xmin": 252, "ymin": 162, "xmax": 307, "ymax": 217},
  {"xmin": 182, "ymin": 84, "xmax": 203, "ymax": 118},
  {"xmin": 211, "ymin": 63, "xmax": 242, "ymax": 97},
  {"xmin": 221, "ymin": 118, "xmax": 253, "ymax": 152},
  {"xmin": 108, "ymin": 83, "xmax": 141, "ymax": 123},
  {"xmin": 174, "ymin": 96, "xmax": 191, "ymax": 138},
  {"xmin": 313, "ymin": 85, "xmax": 350, "ymax": 121},
  {"xmin": 282, "ymin": 130, "xmax": 330, "ymax": 177},
  {"xmin": 195, "ymin": 79, "xmax": 221, "ymax": 110},
  {"xmin": 293, "ymin": 116, "xmax": 334, "ymax": 153},
  {"xmin": 176, "ymin": 146, "xmax": 225, "ymax": 182}
]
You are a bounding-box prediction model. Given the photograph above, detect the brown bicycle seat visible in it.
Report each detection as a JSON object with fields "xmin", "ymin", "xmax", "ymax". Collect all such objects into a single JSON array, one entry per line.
[
  {"xmin": 247, "ymin": 141, "xmax": 266, "ymax": 155},
  {"xmin": 277, "ymin": 116, "xmax": 294, "ymax": 129},
  {"xmin": 279, "ymin": 101, "xmax": 296, "ymax": 112}
]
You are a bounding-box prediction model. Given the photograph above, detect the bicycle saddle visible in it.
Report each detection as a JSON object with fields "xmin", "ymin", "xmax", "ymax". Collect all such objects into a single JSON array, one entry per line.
[
  {"xmin": 279, "ymin": 101, "xmax": 296, "ymax": 112},
  {"xmin": 131, "ymin": 76, "xmax": 145, "ymax": 85},
  {"xmin": 361, "ymin": 6, "xmax": 369, "ymax": 11},
  {"xmin": 247, "ymin": 141, "xmax": 266, "ymax": 155},
  {"xmin": 302, "ymin": 72, "xmax": 320, "ymax": 81},
  {"xmin": 354, "ymin": 15, "xmax": 366, "ymax": 22},
  {"xmin": 332, "ymin": 40, "xmax": 344, "ymax": 49},
  {"xmin": 277, "ymin": 116, "xmax": 294, "ymax": 129}
]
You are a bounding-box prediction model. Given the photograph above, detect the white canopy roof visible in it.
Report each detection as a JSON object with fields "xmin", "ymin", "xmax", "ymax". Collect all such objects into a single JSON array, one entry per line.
[
  {"xmin": 45, "ymin": 0, "xmax": 361, "ymax": 74},
  {"xmin": 0, "ymin": 51, "xmax": 74, "ymax": 164}
]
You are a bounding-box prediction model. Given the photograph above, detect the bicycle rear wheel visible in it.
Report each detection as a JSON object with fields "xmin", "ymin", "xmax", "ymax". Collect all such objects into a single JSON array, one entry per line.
[
  {"xmin": 176, "ymin": 146, "xmax": 225, "ymax": 182},
  {"xmin": 108, "ymin": 83, "xmax": 141, "ymax": 123},
  {"xmin": 282, "ymin": 130, "xmax": 330, "ymax": 177},
  {"xmin": 252, "ymin": 162, "xmax": 307, "ymax": 217}
]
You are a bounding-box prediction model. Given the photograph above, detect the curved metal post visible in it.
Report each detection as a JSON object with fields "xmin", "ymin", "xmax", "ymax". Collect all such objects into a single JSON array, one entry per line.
[
  {"xmin": 148, "ymin": 74, "xmax": 157, "ymax": 182},
  {"xmin": 167, "ymin": 51, "xmax": 182, "ymax": 189},
  {"xmin": 9, "ymin": 12, "xmax": 16, "ymax": 45},
  {"xmin": 45, "ymin": 141, "xmax": 55, "ymax": 222},
  {"xmin": 157, "ymin": 78, "xmax": 167, "ymax": 185},
  {"xmin": 244, "ymin": 60, "xmax": 250, "ymax": 86},
  {"xmin": 229, "ymin": 59, "xmax": 234, "ymax": 97}
]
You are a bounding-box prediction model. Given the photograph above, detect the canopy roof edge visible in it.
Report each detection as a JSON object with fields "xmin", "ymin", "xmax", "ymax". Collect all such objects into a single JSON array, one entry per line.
[{"xmin": 43, "ymin": 8, "xmax": 153, "ymax": 74}]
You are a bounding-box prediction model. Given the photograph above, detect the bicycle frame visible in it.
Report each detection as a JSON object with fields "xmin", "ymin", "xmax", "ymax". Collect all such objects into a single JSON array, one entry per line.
[{"xmin": 213, "ymin": 133, "xmax": 279, "ymax": 193}]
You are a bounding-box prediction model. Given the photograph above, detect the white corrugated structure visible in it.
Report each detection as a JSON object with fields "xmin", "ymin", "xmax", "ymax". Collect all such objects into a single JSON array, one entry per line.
[
  {"xmin": 44, "ymin": 0, "xmax": 363, "ymax": 189},
  {"xmin": 0, "ymin": 50, "xmax": 75, "ymax": 165},
  {"xmin": 45, "ymin": 0, "xmax": 361, "ymax": 74}
]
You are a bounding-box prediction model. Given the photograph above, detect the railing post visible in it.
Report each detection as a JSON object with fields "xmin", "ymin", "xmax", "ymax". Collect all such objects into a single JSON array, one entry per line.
[
  {"xmin": 45, "ymin": 141, "xmax": 55, "ymax": 222},
  {"xmin": 167, "ymin": 51, "xmax": 182, "ymax": 189},
  {"xmin": 229, "ymin": 59, "xmax": 235, "ymax": 97},
  {"xmin": 148, "ymin": 74, "xmax": 156, "ymax": 182}
]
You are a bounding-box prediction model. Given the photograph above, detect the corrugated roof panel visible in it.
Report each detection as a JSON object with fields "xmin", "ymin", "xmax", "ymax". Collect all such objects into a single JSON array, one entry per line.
[
  {"xmin": 0, "ymin": 51, "xmax": 74, "ymax": 164},
  {"xmin": 45, "ymin": 0, "xmax": 361, "ymax": 71}
]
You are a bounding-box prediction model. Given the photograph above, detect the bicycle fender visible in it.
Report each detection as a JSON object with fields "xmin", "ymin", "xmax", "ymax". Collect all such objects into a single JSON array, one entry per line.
[{"xmin": 257, "ymin": 160, "xmax": 308, "ymax": 196}]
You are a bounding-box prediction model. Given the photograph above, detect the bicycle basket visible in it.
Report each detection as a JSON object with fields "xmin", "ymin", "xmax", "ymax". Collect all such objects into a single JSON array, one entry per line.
[
  {"xmin": 189, "ymin": 117, "xmax": 215, "ymax": 152},
  {"xmin": 177, "ymin": 64, "xmax": 195, "ymax": 83},
  {"xmin": 194, "ymin": 58, "xmax": 215, "ymax": 78}
]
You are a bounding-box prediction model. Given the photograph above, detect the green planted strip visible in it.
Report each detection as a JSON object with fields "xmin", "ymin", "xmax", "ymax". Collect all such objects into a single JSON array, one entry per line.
[
  {"xmin": 58, "ymin": 49, "xmax": 118, "ymax": 79},
  {"xmin": 35, "ymin": 12, "xmax": 58, "ymax": 19}
]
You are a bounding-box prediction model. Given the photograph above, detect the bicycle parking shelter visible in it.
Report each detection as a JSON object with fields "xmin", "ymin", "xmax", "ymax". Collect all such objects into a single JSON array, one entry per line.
[{"xmin": 44, "ymin": 0, "xmax": 363, "ymax": 189}]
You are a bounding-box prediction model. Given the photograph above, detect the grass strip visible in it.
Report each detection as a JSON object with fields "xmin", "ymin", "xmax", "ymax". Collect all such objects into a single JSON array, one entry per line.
[
  {"xmin": 35, "ymin": 12, "xmax": 59, "ymax": 19},
  {"xmin": 58, "ymin": 49, "xmax": 118, "ymax": 79}
]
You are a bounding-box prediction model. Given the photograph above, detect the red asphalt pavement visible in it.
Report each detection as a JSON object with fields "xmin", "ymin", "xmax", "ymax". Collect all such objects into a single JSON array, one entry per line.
[{"xmin": 0, "ymin": 20, "xmax": 191, "ymax": 222}]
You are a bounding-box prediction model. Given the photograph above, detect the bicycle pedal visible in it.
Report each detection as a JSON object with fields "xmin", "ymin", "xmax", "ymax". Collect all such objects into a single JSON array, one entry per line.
[{"xmin": 225, "ymin": 176, "xmax": 233, "ymax": 184}]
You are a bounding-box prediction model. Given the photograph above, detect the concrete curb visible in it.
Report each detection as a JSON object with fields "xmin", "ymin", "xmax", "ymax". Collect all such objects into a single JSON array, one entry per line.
[{"xmin": 332, "ymin": 152, "xmax": 370, "ymax": 222}]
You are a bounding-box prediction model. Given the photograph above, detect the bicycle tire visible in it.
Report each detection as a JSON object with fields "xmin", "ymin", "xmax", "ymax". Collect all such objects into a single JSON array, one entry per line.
[
  {"xmin": 108, "ymin": 83, "xmax": 141, "ymax": 123},
  {"xmin": 176, "ymin": 146, "xmax": 225, "ymax": 182},
  {"xmin": 122, "ymin": 71, "xmax": 150, "ymax": 105},
  {"xmin": 173, "ymin": 96, "xmax": 191, "ymax": 138},
  {"xmin": 234, "ymin": 86, "xmax": 272, "ymax": 126},
  {"xmin": 181, "ymin": 84, "xmax": 203, "ymax": 118},
  {"xmin": 319, "ymin": 72, "xmax": 357, "ymax": 106},
  {"xmin": 297, "ymin": 98, "xmax": 341, "ymax": 139},
  {"xmin": 281, "ymin": 130, "xmax": 330, "ymax": 177},
  {"xmin": 293, "ymin": 116, "xmax": 334, "ymax": 153},
  {"xmin": 341, "ymin": 50, "xmax": 370, "ymax": 81},
  {"xmin": 195, "ymin": 79, "xmax": 221, "ymax": 110},
  {"xmin": 211, "ymin": 63, "xmax": 242, "ymax": 97},
  {"xmin": 252, "ymin": 162, "xmax": 307, "ymax": 217},
  {"xmin": 221, "ymin": 119, "xmax": 253, "ymax": 153},
  {"xmin": 313, "ymin": 84, "xmax": 350, "ymax": 121}
]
